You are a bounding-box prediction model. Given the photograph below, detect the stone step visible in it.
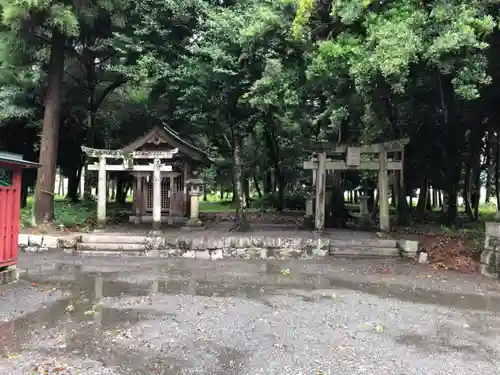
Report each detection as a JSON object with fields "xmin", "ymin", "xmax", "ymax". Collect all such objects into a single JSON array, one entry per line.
[
  {"xmin": 75, "ymin": 246, "xmax": 400, "ymax": 258},
  {"xmin": 80, "ymin": 234, "xmax": 397, "ymax": 248},
  {"xmin": 328, "ymin": 247, "xmax": 400, "ymax": 257},
  {"xmin": 76, "ymin": 250, "xmax": 147, "ymax": 257},
  {"xmin": 81, "ymin": 234, "xmax": 148, "ymax": 244},
  {"xmin": 77, "ymin": 243, "xmax": 147, "ymax": 251},
  {"xmin": 326, "ymin": 239, "xmax": 397, "ymax": 248}
]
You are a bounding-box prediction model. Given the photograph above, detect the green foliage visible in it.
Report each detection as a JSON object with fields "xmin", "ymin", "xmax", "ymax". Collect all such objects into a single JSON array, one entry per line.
[{"xmin": 21, "ymin": 197, "xmax": 96, "ymax": 229}]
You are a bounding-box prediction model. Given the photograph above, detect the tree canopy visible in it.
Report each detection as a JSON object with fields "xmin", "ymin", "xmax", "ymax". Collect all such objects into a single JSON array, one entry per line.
[{"xmin": 1, "ymin": 0, "xmax": 500, "ymax": 228}]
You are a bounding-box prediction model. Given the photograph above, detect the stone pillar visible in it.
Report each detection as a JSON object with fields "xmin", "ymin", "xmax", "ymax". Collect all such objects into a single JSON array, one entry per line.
[
  {"xmin": 481, "ymin": 222, "xmax": 500, "ymax": 277},
  {"xmin": 79, "ymin": 166, "xmax": 85, "ymax": 200},
  {"xmin": 183, "ymin": 162, "xmax": 191, "ymax": 216},
  {"xmin": 303, "ymin": 185, "xmax": 315, "ymax": 229},
  {"xmin": 152, "ymin": 158, "xmax": 162, "ymax": 230},
  {"xmin": 358, "ymin": 195, "xmax": 372, "ymax": 228},
  {"xmin": 168, "ymin": 174, "xmax": 175, "ymax": 225},
  {"xmin": 134, "ymin": 176, "xmax": 143, "ymax": 224},
  {"xmin": 184, "ymin": 177, "xmax": 204, "ymax": 228},
  {"xmin": 97, "ymin": 155, "xmax": 107, "ymax": 227},
  {"xmin": 378, "ymin": 151, "xmax": 390, "ymax": 231},
  {"xmin": 314, "ymin": 152, "xmax": 327, "ymax": 232}
]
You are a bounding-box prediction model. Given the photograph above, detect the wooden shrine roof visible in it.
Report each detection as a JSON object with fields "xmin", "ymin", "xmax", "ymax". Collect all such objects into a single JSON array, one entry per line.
[{"xmin": 122, "ymin": 125, "xmax": 212, "ymax": 165}]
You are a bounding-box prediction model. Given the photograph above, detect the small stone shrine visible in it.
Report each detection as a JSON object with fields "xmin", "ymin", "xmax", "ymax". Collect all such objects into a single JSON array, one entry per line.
[{"xmin": 82, "ymin": 125, "xmax": 211, "ymax": 229}]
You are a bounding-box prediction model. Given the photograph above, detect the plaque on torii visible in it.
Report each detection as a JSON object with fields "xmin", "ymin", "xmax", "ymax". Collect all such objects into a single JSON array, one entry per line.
[{"xmin": 346, "ymin": 147, "xmax": 361, "ymax": 166}]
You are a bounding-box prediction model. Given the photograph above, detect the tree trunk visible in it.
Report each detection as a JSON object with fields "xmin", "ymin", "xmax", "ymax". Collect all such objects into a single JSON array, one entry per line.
[
  {"xmin": 462, "ymin": 151, "xmax": 474, "ymax": 220},
  {"xmin": 34, "ymin": 28, "xmax": 65, "ymax": 224},
  {"xmin": 116, "ymin": 175, "xmax": 126, "ymax": 204},
  {"xmin": 263, "ymin": 170, "xmax": 272, "ymax": 194},
  {"xmin": 472, "ymin": 151, "xmax": 481, "ymax": 219},
  {"xmin": 496, "ymin": 132, "xmax": 500, "ymax": 211},
  {"xmin": 66, "ymin": 167, "xmax": 80, "ymax": 202},
  {"xmin": 416, "ymin": 176, "xmax": 428, "ymax": 220},
  {"xmin": 230, "ymin": 134, "xmax": 249, "ymax": 231},
  {"xmin": 263, "ymin": 117, "xmax": 285, "ymax": 210},
  {"xmin": 219, "ymin": 184, "xmax": 224, "ymax": 201},
  {"xmin": 445, "ymin": 187, "xmax": 458, "ymax": 225},
  {"xmin": 243, "ymin": 177, "xmax": 250, "ymax": 208},
  {"xmin": 394, "ymin": 169, "xmax": 409, "ymax": 225},
  {"xmin": 253, "ymin": 174, "xmax": 262, "ymax": 198},
  {"xmin": 21, "ymin": 182, "xmax": 29, "ymax": 208},
  {"xmin": 443, "ymin": 161, "xmax": 462, "ymax": 225},
  {"xmin": 485, "ymin": 131, "xmax": 494, "ymax": 203}
]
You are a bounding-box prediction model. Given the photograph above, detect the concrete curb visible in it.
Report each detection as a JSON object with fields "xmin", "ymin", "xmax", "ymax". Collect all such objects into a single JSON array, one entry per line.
[
  {"xmin": 18, "ymin": 233, "xmax": 82, "ymax": 253},
  {"xmin": 19, "ymin": 232, "xmax": 407, "ymax": 260},
  {"xmin": 397, "ymin": 239, "xmax": 419, "ymax": 259}
]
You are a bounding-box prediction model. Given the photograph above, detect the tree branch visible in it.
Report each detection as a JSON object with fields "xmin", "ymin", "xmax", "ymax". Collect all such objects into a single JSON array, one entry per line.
[
  {"xmin": 93, "ymin": 78, "xmax": 128, "ymax": 111},
  {"xmin": 64, "ymin": 70, "xmax": 85, "ymax": 87}
]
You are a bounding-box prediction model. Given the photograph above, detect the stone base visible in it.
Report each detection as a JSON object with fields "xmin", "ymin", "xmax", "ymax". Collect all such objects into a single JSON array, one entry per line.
[
  {"xmin": 129, "ymin": 215, "xmax": 187, "ymax": 224},
  {"xmin": 0, "ymin": 266, "xmax": 17, "ymax": 285},
  {"xmin": 76, "ymin": 233, "xmax": 402, "ymax": 259},
  {"xmin": 183, "ymin": 218, "xmax": 205, "ymax": 230},
  {"xmin": 480, "ymin": 250, "xmax": 499, "ymax": 278},
  {"xmin": 398, "ymin": 240, "xmax": 419, "ymax": 259},
  {"xmin": 301, "ymin": 216, "xmax": 314, "ymax": 230}
]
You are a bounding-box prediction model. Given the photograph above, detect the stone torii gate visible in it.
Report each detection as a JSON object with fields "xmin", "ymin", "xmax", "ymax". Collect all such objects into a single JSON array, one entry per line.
[
  {"xmin": 82, "ymin": 146, "xmax": 179, "ymax": 228},
  {"xmin": 303, "ymin": 139, "xmax": 408, "ymax": 232}
]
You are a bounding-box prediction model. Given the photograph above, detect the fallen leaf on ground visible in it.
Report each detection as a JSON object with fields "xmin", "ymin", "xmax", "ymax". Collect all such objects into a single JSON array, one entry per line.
[
  {"xmin": 5, "ymin": 353, "xmax": 22, "ymax": 360},
  {"xmin": 374, "ymin": 324, "xmax": 385, "ymax": 333},
  {"xmin": 279, "ymin": 268, "xmax": 291, "ymax": 276}
]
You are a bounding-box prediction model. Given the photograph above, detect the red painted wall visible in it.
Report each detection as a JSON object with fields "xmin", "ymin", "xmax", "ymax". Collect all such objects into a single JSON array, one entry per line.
[{"xmin": 0, "ymin": 163, "xmax": 22, "ymax": 267}]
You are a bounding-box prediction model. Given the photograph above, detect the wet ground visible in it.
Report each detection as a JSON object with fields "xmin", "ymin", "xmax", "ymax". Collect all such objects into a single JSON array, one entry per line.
[{"xmin": 1, "ymin": 253, "xmax": 500, "ymax": 374}]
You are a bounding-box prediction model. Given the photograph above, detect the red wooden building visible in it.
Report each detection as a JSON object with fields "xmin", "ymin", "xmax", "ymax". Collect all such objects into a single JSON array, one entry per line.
[{"xmin": 0, "ymin": 152, "xmax": 39, "ymax": 270}]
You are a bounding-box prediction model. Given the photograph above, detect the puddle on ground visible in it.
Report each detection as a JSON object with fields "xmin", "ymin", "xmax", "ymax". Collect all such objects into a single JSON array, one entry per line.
[
  {"xmin": 18, "ymin": 262, "xmax": 500, "ymax": 313},
  {"xmin": 1, "ymin": 260, "xmax": 500, "ymax": 372}
]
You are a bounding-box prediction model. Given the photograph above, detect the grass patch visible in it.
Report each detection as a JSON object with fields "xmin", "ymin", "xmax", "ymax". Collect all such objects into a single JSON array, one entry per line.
[
  {"xmin": 200, "ymin": 200, "xmax": 236, "ymax": 212},
  {"xmin": 21, "ymin": 197, "xmax": 96, "ymax": 229}
]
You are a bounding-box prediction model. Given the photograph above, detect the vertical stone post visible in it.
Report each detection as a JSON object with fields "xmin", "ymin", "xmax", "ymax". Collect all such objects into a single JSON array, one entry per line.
[
  {"xmin": 314, "ymin": 152, "xmax": 327, "ymax": 232},
  {"xmin": 168, "ymin": 174, "xmax": 175, "ymax": 225},
  {"xmin": 378, "ymin": 151, "xmax": 390, "ymax": 231},
  {"xmin": 152, "ymin": 158, "xmax": 162, "ymax": 230},
  {"xmin": 184, "ymin": 176, "xmax": 204, "ymax": 228},
  {"xmin": 97, "ymin": 155, "xmax": 107, "ymax": 227},
  {"xmin": 183, "ymin": 162, "xmax": 191, "ymax": 216},
  {"xmin": 303, "ymin": 185, "xmax": 315, "ymax": 229},
  {"xmin": 134, "ymin": 175, "xmax": 142, "ymax": 224},
  {"xmin": 358, "ymin": 194, "xmax": 372, "ymax": 228},
  {"xmin": 79, "ymin": 166, "xmax": 85, "ymax": 200}
]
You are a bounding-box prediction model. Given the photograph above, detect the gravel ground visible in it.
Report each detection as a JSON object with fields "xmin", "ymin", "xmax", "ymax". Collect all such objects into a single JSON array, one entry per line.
[{"xmin": 0, "ymin": 253, "xmax": 499, "ymax": 374}]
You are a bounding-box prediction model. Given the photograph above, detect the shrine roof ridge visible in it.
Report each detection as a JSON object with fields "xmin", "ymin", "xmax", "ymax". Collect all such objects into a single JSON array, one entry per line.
[{"xmin": 121, "ymin": 124, "xmax": 212, "ymax": 165}]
